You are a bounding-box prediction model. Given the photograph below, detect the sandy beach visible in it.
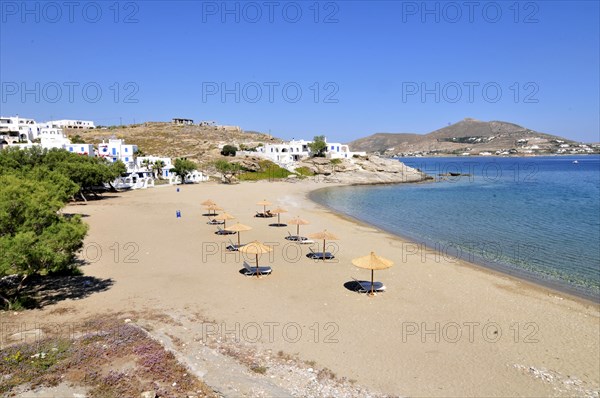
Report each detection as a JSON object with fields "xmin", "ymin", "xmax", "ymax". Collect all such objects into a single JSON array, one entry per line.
[{"xmin": 3, "ymin": 180, "xmax": 599, "ymax": 397}]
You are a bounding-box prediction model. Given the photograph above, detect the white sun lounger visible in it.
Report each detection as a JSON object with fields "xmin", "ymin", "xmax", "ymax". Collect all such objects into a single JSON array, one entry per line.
[{"xmin": 243, "ymin": 261, "xmax": 272, "ymax": 276}]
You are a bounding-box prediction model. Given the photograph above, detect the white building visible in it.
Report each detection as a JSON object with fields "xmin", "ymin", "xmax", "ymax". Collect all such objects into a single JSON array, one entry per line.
[
  {"xmin": 238, "ymin": 138, "xmax": 366, "ymax": 168},
  {"xmin": 0, "ymin": 115, "xmax": 42, "ymax": 143},
  {"xmin": 172, "ymin": 118, "xmax": 194, "ymax": 125},
  {"xmin": 97, "ymin": 139, "xmax": 138, "ymax": 168},
  {"xmin": 46, "ymin": 119, "xmax": 95, "ymax": 129},
  {"xmin": 135, "ymin": 156, "xmax": 174, "ymax": 179},
  {"xmin": 39, "ymin": 125, "xmax": 72, "ymax": 149},
  {"xmin": 4, "ymin": 123, "xmax": 94, "ymax": 156},
  {"xmin": 134, "ymin": 155, "xmax": 209, "ymax": 184},
  {"xmin": 64, "ymin": 143, "xmax": 95, "ymax": 157}
]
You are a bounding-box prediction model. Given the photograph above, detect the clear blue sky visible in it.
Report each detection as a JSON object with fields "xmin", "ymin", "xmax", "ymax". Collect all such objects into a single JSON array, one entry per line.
[{"xmin": 1, "ymin": 1, "xmax": 598, "ymax": 142}]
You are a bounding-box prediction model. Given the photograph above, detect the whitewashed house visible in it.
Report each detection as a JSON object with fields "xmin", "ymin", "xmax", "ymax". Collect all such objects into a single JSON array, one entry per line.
[
  {"xmin": 135, "ymin": 156, "xmax": 174, "ymax": 179},
  {"xmin": 0, "ymin": 115, "xmax": 41, "ymax": 143},
  {"xmin": 3, "ymin": 121, "xmax": 93, "ymax": 156},
  {"xmin": 39, "ymin": 126, "xmax": 72, "ymax": 149},
  {"xmin": 97, "ymin": 139, "xmax": 138, "ymax": 168},
  {"xmin": 238, "ymin": 138, "xmax": 366, "ymax": 169},
  {"xmin": 64, "ymin": 143, "xmax": 95, "ymax": 157},
  {"xmin": 46, "ymin": 119, "xmax": 95, "ymax": 129}
]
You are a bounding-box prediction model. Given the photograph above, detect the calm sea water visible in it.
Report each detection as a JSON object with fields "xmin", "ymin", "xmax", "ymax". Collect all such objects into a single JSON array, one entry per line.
[{"xmin": 311, "ymin": 156, "xmax": 600, "ymax": 300}]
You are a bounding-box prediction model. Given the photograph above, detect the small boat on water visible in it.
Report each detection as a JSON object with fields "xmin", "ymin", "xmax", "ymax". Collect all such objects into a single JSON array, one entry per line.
[{"xmin": 572, "ymin": 160, "xmax": 579, "ymax": 164}]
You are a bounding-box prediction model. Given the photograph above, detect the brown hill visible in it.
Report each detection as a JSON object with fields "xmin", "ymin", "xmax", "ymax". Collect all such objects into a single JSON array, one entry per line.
[
  {"xmin": 348, "ymin": 118, "xmax": 580, "ymax": 155},
  {"xmin": 67, "ymin": 122, "xmax": 281, "ymax": 165}
]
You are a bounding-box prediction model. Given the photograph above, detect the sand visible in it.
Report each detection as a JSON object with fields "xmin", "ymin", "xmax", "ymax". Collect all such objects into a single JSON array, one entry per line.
[{"xmin": 3, "ymin": 180, "xmax": 599, "ymax": 397}]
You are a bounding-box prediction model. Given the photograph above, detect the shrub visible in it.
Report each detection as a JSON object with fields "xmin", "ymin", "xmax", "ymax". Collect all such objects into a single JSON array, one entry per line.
[{"xmin": 221, "ymin": 144, "xmax": 238, "ymax": 156}]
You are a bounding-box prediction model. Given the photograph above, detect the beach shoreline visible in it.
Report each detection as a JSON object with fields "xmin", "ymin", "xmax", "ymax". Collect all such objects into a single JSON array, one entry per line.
[
  {"xmin": 308, "ymin": 184, "xmax": 600, "ymax": 305},
  {"xmin": 2, "ymin": 179, "xmax": 599, "ymax": 397}
]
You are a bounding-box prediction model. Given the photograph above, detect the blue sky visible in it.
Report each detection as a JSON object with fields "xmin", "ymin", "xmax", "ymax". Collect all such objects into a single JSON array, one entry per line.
[{"xmin": 1, "ymin": 1, "xmax": 598, "ymax": 142}]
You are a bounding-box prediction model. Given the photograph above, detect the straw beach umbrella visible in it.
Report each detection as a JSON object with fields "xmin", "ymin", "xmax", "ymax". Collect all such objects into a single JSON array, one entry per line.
[
  {"xmin": 239, "ymin": 240, "xmax": 273, "ymax": 277},
  {"xmin": 225, "ymin": 222, "xmax": 253, "ymax": 247},
  {"xmin": 201, "ymin": 199, "xmax": 217, "ymax": 206},
  {"xmin": 213, "ymin": 212, "xmax": 235, "ymax": 228},
  {"xmin": 256, "ymin": 199, "xmax": 272, "ymax": 215},
  {"xmin": 352, "ymin": 251, "xmax": 394, "ymax": 296},
  {"xmin": 269, "ymin": 207, "xmax": 288, "ymax": 226},
  {"xmin": 288, "ymin": 216, "xmax": 310, "ymax": 236},
  {"xmin": 205, "ymin": 204, "xmax": 223, "ymax": 216},
  {"xmin": 308, "ymin": 230, "xmax": 339, "ymax": 260}
]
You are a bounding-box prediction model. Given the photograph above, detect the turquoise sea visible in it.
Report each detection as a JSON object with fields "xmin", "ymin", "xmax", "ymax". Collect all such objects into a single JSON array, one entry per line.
[{"xmin": 311, "ymin": 156, "xmax": 600, "ymax": 301}]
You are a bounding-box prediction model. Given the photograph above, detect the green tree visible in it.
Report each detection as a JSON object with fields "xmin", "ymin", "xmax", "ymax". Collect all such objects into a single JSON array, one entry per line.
[
  {"xmin": 172, "ymin": 158, "xmax": 197, "ymax": 184},
  {"xmin": 0, "ymin": 172, "xmax": 88, "ymax": 308},
  {"xmin": 152, "ymin": 160, "xmax": 166, "ymax": 179},
  {"xmin": 221, "ymin": 144, "xmax": 238, "ymax": 156},
  {"xmin": 70, "ymin": 135, "xmax": 86, "ymax": 144},
  {"xmin": 214, "ymin": 159, "xmax": 235, "ymax": 184},
  {"xmin": 308, "ymin": 135, "xmax": 328, "ymax": 157},
  {"xmin": 0, "ymin": 147, "xmax": 124, "ymax": 200},
  {"xmin": 140, "ymin": 158, "xmax": 151, "ymax": 170}
]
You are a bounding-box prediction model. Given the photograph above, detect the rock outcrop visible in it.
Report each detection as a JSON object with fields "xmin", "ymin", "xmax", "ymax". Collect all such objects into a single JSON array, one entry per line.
[{"xmin": 297, "ymin": 156, "xmax": 431, "ymax": 184}]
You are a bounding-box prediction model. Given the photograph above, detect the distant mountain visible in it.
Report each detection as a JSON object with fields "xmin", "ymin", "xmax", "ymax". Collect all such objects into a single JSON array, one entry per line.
[{"xmin": 348, "ymin": 118, "xmax": 590, "ymax": 156}]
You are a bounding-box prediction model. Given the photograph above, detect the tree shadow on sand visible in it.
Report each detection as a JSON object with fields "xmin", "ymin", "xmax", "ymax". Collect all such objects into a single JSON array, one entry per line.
[{"xmin": 3, "ymin": 274, "xmax": 114, "ymax": 309}]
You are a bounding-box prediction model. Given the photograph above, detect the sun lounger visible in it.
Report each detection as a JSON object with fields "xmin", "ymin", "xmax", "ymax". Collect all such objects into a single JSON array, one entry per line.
[
  {"xmin": 243, "ymin": 261, "xmax": 272, "ymax": 276},
  {"xmin": 352, "ymin": 277, "xmax": 386, "ymax": 293},
  {"xmin": 255, "ymin": 211, "xmax": 273, "ymax": 218},
  {"xmin": 255, "ymin": 210, "xmax": 275, "ymax": 218},
  {"xmin": 308, "ymin": 247, "xmax": 335, "ymax": 259},
  {"xmin": 226, "ymin": 239, "xmax": 245, "ymax": 251},
  {"xmin": 298, "ymin": 239, "xmax": 314, "ymax": 245},
  {"xmin": 285, "ymin": 231, "xmax": 308, "ymax": 241},
  {"xmin": 215, "ymin": 226, "xmax": 236, "ymax": 235},
  {"xmin": 207, "ymin": 218, "xmax": 224, "ymax": 225}
]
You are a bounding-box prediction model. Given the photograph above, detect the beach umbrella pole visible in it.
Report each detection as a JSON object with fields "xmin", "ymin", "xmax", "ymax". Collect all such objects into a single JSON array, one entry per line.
[
  {"xmin": 255, "ymin": 253, "xmax": 260, "ymax": 278},
  {"xmin": 296, "ymin": 224, "xmax": 300, "ymax": 235},
  {"xmin": 370, "ymin": 269, "xmax": 375, "ymax": 296},
  {"xmin": 323, "ymin": 239, "xmax": 326, "ymax": 261},
  {"xmin": 237, "ymin": 232, "xmax": 241, "ymax": 247}
]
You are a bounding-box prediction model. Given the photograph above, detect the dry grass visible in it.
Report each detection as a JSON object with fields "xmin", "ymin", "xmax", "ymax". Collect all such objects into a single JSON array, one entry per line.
[{"xmin": 68, "ymin": 122, "xmax": 281, "ymax": 164}]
